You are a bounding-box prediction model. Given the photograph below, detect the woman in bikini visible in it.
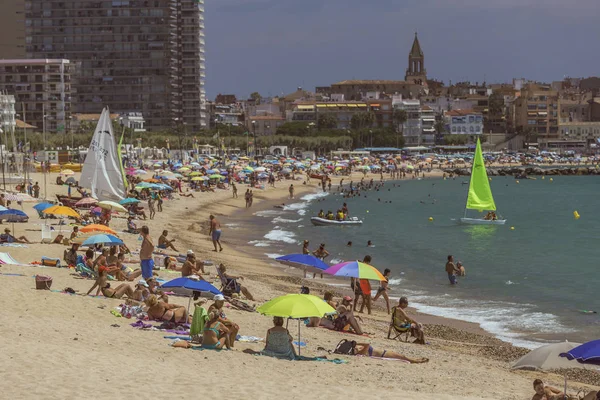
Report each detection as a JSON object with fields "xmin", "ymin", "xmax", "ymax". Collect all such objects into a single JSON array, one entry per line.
[
  {"xmin": 373, "ymin": 268, "xmax": 391, "ymax": 314},
  {"xmin": 145, "ymin": 295, "xmax": 190, "ymax": 323},
  {"xmin": 86, "ymin": 271, "xmax": 135, "ymax": 299},
  {"xmin": 354, "ymin": 343, "xmax": 428, "ymax": 363},
  {"xmin": 202, "ymin": 311, "xmax": 231, "ymax": 350}
]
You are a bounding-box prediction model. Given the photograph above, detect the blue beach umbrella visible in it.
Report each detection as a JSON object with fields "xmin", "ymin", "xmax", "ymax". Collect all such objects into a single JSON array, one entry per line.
[
  {"xmin": 0, "ymin": 209, "xmax": 28, "ymax": 221},
  {"xmin": 276, "ymin": 254, "xmax": 330, "ymax": 275},
  {"xmin": 119, "ymin": 198, "xmax": 140, "ymax": 205},
  {"xmin": 82, "ymin": 234, "xmax": 124, "ymax": 247},
  {"xmin": 33, "ymin": 202, "xmax": 54, "ymax": 212},
  {"xmin": 161, "ymin": 277, "xmax": 222, "ymax": 295},
  {"xmin": 560, "ymin": 340, "xmax": 600, "ymax": 366}
]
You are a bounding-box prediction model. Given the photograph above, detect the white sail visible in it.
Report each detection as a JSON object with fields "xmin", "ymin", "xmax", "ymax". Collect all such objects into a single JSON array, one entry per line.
[{"xmin": 80, "ymin": 108, "xmax": 127, "ymax": 201}]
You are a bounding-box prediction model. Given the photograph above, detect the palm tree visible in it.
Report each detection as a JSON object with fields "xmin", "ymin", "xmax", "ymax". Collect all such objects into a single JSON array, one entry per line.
[
  {"xmin": 393, "ymin": 109, "xmax": 407, "ymax": 148},
  {"xmin": 434, "ymin": 119, "xmax": 446, "ymax": 145}
]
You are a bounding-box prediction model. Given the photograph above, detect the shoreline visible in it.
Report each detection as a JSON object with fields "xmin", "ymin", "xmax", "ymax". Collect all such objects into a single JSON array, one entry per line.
[{"xmin": 1, "ymin": 171, "xmax": 599, "ymax": 399}]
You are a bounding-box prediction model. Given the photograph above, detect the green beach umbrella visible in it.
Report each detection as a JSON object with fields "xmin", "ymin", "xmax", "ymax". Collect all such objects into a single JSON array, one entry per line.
[
  {"xmin": 191, "ymin": 176, "xmax": 204, "ymax": 181},
  {"xmin": 209, "ymin": 174, "xmax": 223, "ymax": 179},
  {"xmin": 257, "ymin": 294, "xmax": 335, "ymax": 356},
  {"xmin": 189, "ymin": 171, "xmax": 202, "ymax": 176}
]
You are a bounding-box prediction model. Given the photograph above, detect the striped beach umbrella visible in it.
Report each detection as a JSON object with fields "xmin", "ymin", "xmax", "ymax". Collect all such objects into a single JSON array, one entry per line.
[{"xmin": 324, "ymin": 261, "xmax": 386, "ymax": 281}]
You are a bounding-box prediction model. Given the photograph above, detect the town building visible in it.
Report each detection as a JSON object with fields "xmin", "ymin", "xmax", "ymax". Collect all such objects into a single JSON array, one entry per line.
[
  {"xmin": 0, "ymin": 0, "xmax": 26, "ymax": 58},
  {"xmin": 513, "ymin": 84, "xmax": 559, "ymax": 148},
  {"xmin": 0, "ymin": 94, "xmax": 17, "ymax": 139},
  {"xmin": 249, "ymin": 116, "xmax": 286, "ymax": 136},
  {"xmin": 393, "ymin": 99, "xmax": 422, "ymax": 146},
  {"xmin": 286, "ymin": 100, "xmax": 393, "ymax": 130},
  {"xmin": 23, "ymin": 0, "xmax": 207, "ymax": 131},
  {"xmin": 0, "ymin": 59, "xmax": 72, "ymax": 133},
  {"xmin": 445, "ymin": 109, "xmax": 484, "ymax": 139},
  {"xmin": 71, "ymin": 113, "xmax": 119, "ymax": 133}
]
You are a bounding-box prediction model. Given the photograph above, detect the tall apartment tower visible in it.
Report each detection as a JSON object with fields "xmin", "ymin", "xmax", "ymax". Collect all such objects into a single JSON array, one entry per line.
[
  {"xmin": 0, "ymin": 0, "xmax": 26, "ymax": 59},
  {"xmin": 405, "ymin": 32, "xmax": 427, "ymax": 86},
  {"xmin": 24, "ymin": 0, "xmax": 206, "ymax": 131}
]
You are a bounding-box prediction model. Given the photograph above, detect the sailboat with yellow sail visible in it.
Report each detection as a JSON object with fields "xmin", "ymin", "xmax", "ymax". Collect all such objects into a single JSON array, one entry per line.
[{"xmin": 460, "ymin": 138, "xmax": 506, "ymax": 225}]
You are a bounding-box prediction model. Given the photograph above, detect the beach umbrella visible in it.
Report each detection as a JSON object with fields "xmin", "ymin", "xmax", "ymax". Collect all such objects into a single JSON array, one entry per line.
[
  {"xmin": 0, "ymin": 209, "xmax": 28, "ymax": 222},
  {"xmin": 80, "ymin": 224, "xmax": 117, "ymax": 235},
  {"xmin": 97, "ymin": 201, "xmax": 128, "ymax": 213},
  {"xmin": 560, "ymin": 340, "xmax": 600, "ymax": 365},
  {"xmin": 134, "ymin": 169, "xmax": 147, "ymax": 175},
  {"xmin": 177, "ymin": 167, "xmax": 190, "ymax": 172},
  {"xmin": 255, "ymin": 167, "xmax": 266, "ymax": 172},
  {"xmin": 511, "ymin": 341, "xmax": 582, "ymax": 371},
  {"xmin": 60, "ymin": 169, "xmax": 75, "ymax": 176},
  {"xmin": 0, "ymin": 206, "xmax": 7, "ymax": 212},
  {"xmin": 209, "ymin": 174, "xmax": 223, "ymax": 180},
  {"xmin": 33, "ymin": 202, "xmax": 53, "ymax": 212},
  {"xmin": 191, "ymin": 176, "xmax": 205, "ymax": 181},
  {"xmin": 324, "ymin": 261, "xmax": 386, "ymax": 281},
  {"xmin": 75, "ymin": 197, "xmax": 98, "ymax": 207},
  {"xmin": 558, "ymin": 340, "xmax": 600, "ymax": 394},
  {"xmin": 257, "ymin": 294, "xmax": 335, "ymax": 355},
  {"xmin": 275, "ymin": 254, "xmax": 329, "ymax": 275},
  {"xmin": 82, "ymin": 234, "xmax": 123, "ymax": 247},
  {"xmin": 161, "ymin": 277, "xmax": 222, "ymax": 311},
  {"xmin": 244, "ymin": 166, "xmax": 254, "ymax": 172},
  {"xmin": 119, "ymin": 198, "xmax": 140, "ymax": 205},
  {"xmin": 43, "ymin": 205, "xmax": 80, "ymax": 219},
  {"xmin": 189, "ymin": 171, "xmax": 202, "ymax": 176}
]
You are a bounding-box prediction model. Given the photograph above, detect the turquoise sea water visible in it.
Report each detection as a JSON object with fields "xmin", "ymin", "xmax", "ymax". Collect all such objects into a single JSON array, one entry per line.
[{"xmin": 251, "ymin": 176, "xmax": 600, "ymax": 348}]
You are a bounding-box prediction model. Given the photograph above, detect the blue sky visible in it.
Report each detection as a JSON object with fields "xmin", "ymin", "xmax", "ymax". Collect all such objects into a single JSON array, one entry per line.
[{"xmin": 204, "ymin": 0, "xmax": 600, "ymax": 99}]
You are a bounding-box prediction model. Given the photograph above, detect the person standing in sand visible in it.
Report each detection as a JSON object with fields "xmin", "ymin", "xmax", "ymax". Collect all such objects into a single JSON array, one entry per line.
[
  {"xmin": 140, "ymin": 226, "xmax": 155, "ymax": 279},
  {"xmin": 232, "ymin": 182, "xmax": 238, "ymax": 198},
  {"xmin": 148, "ymin": 197, "xmax": 156, "ymax": 220},
  {"xmin": 373, "ymin": 268, "xmax": 391, "ymax": 314},
  {"xmin": 209, "ymin": 214, "xmax": 223, "ymax": 252},
  {"xmin": 445, "ymin": 255, "xmax": 460, "ymax": 285},
  {"xmin": 289, "ymin": 184, "xmax": 295, "ymax": 199}
]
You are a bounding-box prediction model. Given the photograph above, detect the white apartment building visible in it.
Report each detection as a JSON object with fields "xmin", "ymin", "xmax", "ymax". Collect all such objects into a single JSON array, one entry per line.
[
  {"xmin": 445, "ymin": 109, "xmax": 483, "ymax": 137},
  {"xmin": 0, "ymin": 94, "xmax": 17, "ymax": 135}
]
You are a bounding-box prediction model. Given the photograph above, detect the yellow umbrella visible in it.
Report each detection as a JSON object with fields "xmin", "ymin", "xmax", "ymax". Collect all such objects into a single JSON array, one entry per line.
[
  {"xmin": 43, "ymin": 205, "xmax": 80, "ymax": 218},
  {"xmin": 191, "ymin": 176, "xmax": 204, "ymax": 181},
  {"xmin": 60, "ymin": 169, "xmax": 75, "ymax": 176},
  {"xmin": 189, "ymin": 171, "xmax": 202, "ymax": 177}
]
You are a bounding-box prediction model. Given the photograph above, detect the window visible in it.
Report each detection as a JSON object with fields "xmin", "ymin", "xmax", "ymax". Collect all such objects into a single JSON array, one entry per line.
[
  {"xmin": 462, "ymin": 126, "xmax": 466, "ymax": 133},
  {"xmin": 452, "ymin": 126, "xmax": 457, "ymax": 132},
  {"xmin": 470, "ymin": 126, "xmax": 474, "ymax": 132},
  {"xmin": 528, "ymin": 120, "xmax": 536, "ymax": 125}
]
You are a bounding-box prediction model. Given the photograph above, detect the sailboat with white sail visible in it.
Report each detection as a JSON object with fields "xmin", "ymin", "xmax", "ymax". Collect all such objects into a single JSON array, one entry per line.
[
  {"xmin": 79, "ymin": 108, "xmax": 127, "ymax": 201},
  {"xmin": 460, "ymin": 138, "xmax": 506, "ymax": 225}
]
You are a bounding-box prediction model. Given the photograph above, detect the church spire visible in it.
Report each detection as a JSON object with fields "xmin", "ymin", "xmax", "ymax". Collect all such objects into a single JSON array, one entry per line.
[
  {"xmin": 405, "ymin": 32, "xmax": 426, "ymax": 85},
  {"xmin": 410, "ymin": 32, "xmax": 423, "ymax": 57}
]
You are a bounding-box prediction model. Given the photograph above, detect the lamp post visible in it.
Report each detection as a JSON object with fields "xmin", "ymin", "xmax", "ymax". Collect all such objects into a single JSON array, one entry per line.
[{"xmin": 251, "ymin": 120, "xmax": 257, "ymax": 160}]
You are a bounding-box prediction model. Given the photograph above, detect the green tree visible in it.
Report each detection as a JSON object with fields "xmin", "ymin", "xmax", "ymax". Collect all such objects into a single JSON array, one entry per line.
[
  {"xmin": 317, "ymin": 113, "xmax": 338, "ymax": 130},
  {"xmin": 250, "ymin": 92, "xmax": 262, "ymax": 105},
  {"xmin": 392, "ymin": 108, "xmax": 408, "ymax": 148},
  {"xmin": 275, "ymin": 121, "xmax": 310, "ymax": 136},
  {"xmin": 444, "ymin": 134, "xmax": 468, "ymax": 145},
  {"xmin": 434, "ymin": 119, "xmax": 446, "ymax": 145},
  {"xmin": 350, "ymin": 112, "xmax": 375, "ymax": 130}
]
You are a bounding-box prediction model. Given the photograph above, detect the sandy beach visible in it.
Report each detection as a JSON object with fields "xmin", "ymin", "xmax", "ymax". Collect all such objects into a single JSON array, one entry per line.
[{"xmin": 1, "ymin": 170, "xmax": 598, "ymax": 400}]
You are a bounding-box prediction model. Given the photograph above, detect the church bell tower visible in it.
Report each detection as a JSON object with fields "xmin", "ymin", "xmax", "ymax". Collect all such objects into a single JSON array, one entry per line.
[{"xmin": 405, "ymin": 32, "xmax": 427, "ymax": 85}]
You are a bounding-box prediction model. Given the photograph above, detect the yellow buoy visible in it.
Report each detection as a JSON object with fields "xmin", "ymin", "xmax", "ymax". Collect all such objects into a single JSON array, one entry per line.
[
  {"xmin": 510, "ymin": 226, "xmax": 515, "ymax": 230},
  {"xmin": 550, "ymin": 178, "xmax": 553, "ymax": 182},
  {"xmin": 428, "ymin": 217, "xmax": 433, "ymax": 222},
  {"xmin": 574, "ymin": 211, "xmax": 580, "ymax": 220},
  {"xmin": 489, "ymin": 177, "xmax": 492, "ymax": 181},
  {"xmin": 516, "ymin": 180, "xmax": 520, "ymax": 184},
  {"xmin": 366, "ymin": 210, "xmax": 369, "ymax": 213},
  {"xmin": 542, "ymin": 176, "xmax": 545, "ymax": 180}
]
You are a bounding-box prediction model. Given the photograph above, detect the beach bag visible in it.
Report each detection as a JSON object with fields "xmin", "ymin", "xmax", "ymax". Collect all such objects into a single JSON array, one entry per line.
[
  {"xmin": 333, "ymin": 315, "xmax": 348, "ymax": 331},
  {"xmin": 41, "ymin": 257, "xmax": 61, "ymax": 267},
  {"xmin": 35, "ymin": 275, "xmax": 53, "ymax": 290},
  {"xmin": 333, "ymin": 339, "xmax": 356, "ymax": 355}
]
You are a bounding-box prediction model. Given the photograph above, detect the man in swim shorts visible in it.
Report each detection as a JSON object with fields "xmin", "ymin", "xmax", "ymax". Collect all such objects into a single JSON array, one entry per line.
[
  {"xmin": 445, "ymin": 255, "xmax": 459, "ymax": 285},
  {"xmin": 209, "ymin": 214, "xmax": 223, "ymax": 252},
  {"xmin": 140, "ymin": 225, "xmax": 155, "ymax": 279}
]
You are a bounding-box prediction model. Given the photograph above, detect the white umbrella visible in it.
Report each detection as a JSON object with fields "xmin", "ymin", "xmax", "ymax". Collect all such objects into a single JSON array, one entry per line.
[
  {"xmin": 97, "ymin": 201, "xmax": 128, "ymax": 213},
  {"xmin": 511, "ymin": 341, "xmax": 581, "ymax": 371}
]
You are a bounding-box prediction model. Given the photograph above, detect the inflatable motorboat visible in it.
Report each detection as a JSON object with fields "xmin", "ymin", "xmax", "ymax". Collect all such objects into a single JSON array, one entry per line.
[{"xmin": 310, "ymin": 217, "xmax": 363, "ymax": 226}]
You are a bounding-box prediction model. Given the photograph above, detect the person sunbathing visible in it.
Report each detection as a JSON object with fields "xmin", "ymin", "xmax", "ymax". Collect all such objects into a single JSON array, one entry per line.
[
  {"xmin": 146, "ymin": 277, "xmax": 169, "ymax": 303},
  {"xmin": 207, "ymin": 294, "xmax": 239, "ymax": 347},
  {"xmin": 315, "ymin": 296, "xmax": 363, "ymax": 335},
  {"xmin": 532, "ymin": 379, "xmax": 565, "ymax": 400},
  {"xmin": 202, "ymin": 310, "xmax": 231, "ymax": 350},
  {"xmin": 86, "ymin": 271, "xmax": 135, "ymax": 299},
  {"xmin": 115, "ymin": 253, "xmax": 143, "ymax": 281},
  {"xmin": 262, "ymin": 316, "xmax": 296, "ymax": 359},
  {"xmin": 0, "ymin": 228, "xmax": 32, "ymax": 244},
  {"xmin": 158, "ymin": 230, "xmax": 178, "ymax": 252},
  {"xmin": 218, "ymin": 264, "xmax": 254, "ymax": 300},
  {"xmin": 145, "ymin": 294, "xmax": 190, "ymax": 323},
  {"xmin": 393, "ymin": 297, "xmax": 426, "ymax": 344},
  {"xmin": 353, "ymin": 343, "xmax": 428, "ymax": 363}
]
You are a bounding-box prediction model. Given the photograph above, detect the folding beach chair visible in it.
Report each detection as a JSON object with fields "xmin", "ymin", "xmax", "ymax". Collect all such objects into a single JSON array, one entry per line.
[
  {"xmin": 387, "ymin": 306, "xmax": 411, "ymax": 342},
  {"xmin": 76, "ymin": 263, "xmax": 97, "ymax": 279},
  {"xmin": 216, "ymin": 266, "xmax": 238, "ymax": 297}
]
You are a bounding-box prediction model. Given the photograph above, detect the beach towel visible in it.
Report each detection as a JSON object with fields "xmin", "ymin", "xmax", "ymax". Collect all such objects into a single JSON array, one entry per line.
[
  {"xmin": 0, "ymin": 243, "xmax": 28, "ymax": 248},
  {"xmin": 0, "ymin": 252, "xmax": 21, "ymax": 265},
  {"xmin": 76, "ymin": 263, "xmax": 96, "ymax": 278},
  {"xmin": 190, "ymin": 306, "xmax": 208, "ymax": 337},
  {"xmin": 236, "ymin": 335, "xmax": 264, "ymax": 343},
  {"xmin": 0, "ymin": 272, "xmax": 26, "ymax": 276}
]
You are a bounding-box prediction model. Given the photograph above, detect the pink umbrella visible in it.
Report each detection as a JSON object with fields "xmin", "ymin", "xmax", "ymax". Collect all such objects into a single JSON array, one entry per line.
[{"xmin": 75, "ymin": 197, "xmax": 98, "ymax": 207}]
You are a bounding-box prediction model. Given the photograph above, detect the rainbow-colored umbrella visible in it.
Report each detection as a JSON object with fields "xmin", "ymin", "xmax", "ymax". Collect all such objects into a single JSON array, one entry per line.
[{"xmin": 324, "ymin": 261, "xmax": 386, "ymax": 281}]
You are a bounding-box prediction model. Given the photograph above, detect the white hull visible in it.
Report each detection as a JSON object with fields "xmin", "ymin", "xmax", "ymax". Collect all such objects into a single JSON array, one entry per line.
[
  {"xmin": 460, "ymin": 218, "xmax": 506, "ymax": 225},
  {"xmin": 310, "ymin": 217, "xmax": 363, "ymax": 226}
]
